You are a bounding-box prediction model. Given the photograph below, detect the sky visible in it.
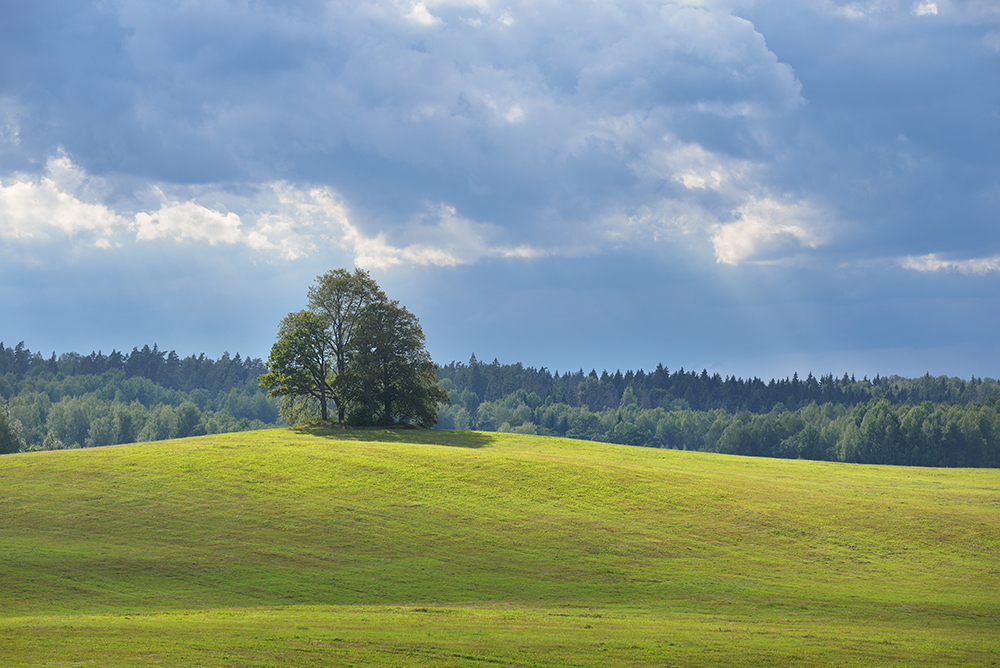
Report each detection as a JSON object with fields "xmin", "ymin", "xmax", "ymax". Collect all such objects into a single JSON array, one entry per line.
[{"xmin": 0, "ymin": 0, "xmax": 998, "ymax": 381}]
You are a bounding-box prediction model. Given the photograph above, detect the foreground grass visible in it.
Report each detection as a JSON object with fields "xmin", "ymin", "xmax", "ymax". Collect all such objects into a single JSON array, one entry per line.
[{"xmin": 1, "ymin": 428, "xmax": 998, "ymax": 665}]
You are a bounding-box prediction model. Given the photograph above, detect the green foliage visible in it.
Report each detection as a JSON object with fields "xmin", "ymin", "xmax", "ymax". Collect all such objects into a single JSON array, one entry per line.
[
  {"xmin": 437, "ymin": 358, "xmax": 1000, "ymax": 468},
  {"xmin": 27, "ymin": 392, "xmax": 271, "ymax": 450},
  {"xmin": 0, "ymin": 344, "xmax": 280, "ymax": 455},
  {"xmin": 2, "ymin": 388, "xmax": 272, "ymax": 453},
  {"xmin": 345, "ymin": 299, "xmax": 448, "ymax": 427},
  {"xmin": 7, "ymin": 392, "xmax": 51, "ymax": 445},
  {"xmin": 0, "ymin": 402, "xmax": 26, "ymax": 454},
  {"xmin": 0, "ymin": 341, "xmax": 269, "ymax": 397},
  {"xmin": 258, "ymin": 310, "xmax": 337, "ymax": 421},
  {"xmin": 307, "ymin": 268, "xmax": 385, "ymax": 421},
  {"xmin": 274, "ymin": 394, "xmax": 322, "ymax": 426},
  {"xmin": 439, "ymin": 357, "xmax": 1000, "ymax": 413},
  {"xmin": 263, "ymin": 270, "xmax": 447, "ymax": 427},
  {"xmin": 436, "ymin": 389, "xmax": 1000, "ymax": 468}
]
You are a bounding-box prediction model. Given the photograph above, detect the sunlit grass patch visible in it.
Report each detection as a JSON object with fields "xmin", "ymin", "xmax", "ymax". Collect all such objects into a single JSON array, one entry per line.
[{"xmin": 1, "ymin": 428, "xmax": 998, "ymax": 665}]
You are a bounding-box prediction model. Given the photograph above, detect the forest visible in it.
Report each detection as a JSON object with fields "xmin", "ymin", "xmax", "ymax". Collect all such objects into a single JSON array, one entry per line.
[
  {"xmin": 434, "ymin": 356, "xmax": 1000, "ymax": 468},
  {"xmin": 5, "ymin": 343, "xmax": 1000, "ymax": 467},
  {"xmin": 0, "ymin": 341, "xmax": 277, "ymax": 453}
]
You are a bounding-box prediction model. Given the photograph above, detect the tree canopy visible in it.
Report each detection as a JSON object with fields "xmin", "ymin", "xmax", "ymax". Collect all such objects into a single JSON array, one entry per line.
[
  {"xmin": 260, "ymin": 269, "xmax": 447, "ymax": 427},
  {"xmin": 306, "ymin": 268, "xmax": 385, "ymax": 421},
  {"xmin": 256, "ymin": 310, "xmax": 336, "ymax": 421},
  {"xmin": 0, "ymin": 404, "xmax": 26, "ymax": 455}
]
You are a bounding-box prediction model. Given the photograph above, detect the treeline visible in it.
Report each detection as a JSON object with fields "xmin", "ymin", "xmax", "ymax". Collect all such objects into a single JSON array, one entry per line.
[
  {"xmin": 8, "ymin": 341, "xmax": 1000, "ymax": 468},
  {"xmin": 0, "ymin": 342, "xmax": 279, "ymax": 453},
  {"xmin": 0, "ymin": 341, "xmax": 267, "ymax": 395},
  {"xmin": 437, "ymin": 355, "xmax": 1000, "ymax": 413},
  {"xmin": 435, "ymin": 356, "xmax": 1000, "ymax": 468}
]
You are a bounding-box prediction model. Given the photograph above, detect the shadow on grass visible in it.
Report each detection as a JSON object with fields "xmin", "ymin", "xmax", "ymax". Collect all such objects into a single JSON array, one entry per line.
[{"xmin": 289, "ymin": 425, "xmax": 495, "ymax": 449}]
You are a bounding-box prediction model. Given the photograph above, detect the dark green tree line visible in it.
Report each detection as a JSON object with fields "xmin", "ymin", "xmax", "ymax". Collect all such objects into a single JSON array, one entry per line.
[
  {"xmin": 435, "ymin": 357, "xmax": 1000, "ymax": 468},
  {"xmin": 438, "ymin": 356, "xmax": 1000, "ymax": 413},
  {"xmin": 0, "ymin": 345, "xmax": 279, "ymax": 454},
  {"xmin": 0, "ymin": 341, "xmax": 267, "ymax": 396}
]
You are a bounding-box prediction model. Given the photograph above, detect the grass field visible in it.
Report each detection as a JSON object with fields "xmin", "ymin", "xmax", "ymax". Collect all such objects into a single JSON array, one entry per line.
[{"xmin": 1, "ymin": 427, "xmax": 998, "ymax": 666}]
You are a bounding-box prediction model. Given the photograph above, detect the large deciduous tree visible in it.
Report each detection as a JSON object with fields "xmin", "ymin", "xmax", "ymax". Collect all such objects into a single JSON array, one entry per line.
[
  {"xmin": 345, "ymin": 299, "xmax": 448, "ymax": 428},
  {"xmin": 306, "ymin": 268, "xmax": 385, "ymax": 422},
  {"xmin": 260, "ymin": 270, "xmax": 447, "ymax": 427},
  {"xmin": 258, "ymin": 310, "xmax": 336, "ymax": 422}
]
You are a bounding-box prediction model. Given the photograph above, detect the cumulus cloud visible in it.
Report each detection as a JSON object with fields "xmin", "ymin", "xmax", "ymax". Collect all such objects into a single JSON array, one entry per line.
[
  {"xmin": 236, "ymin": 182, "xmax": 548, "ymax": 268},
  {"xmin": 711, "ymin": 197, "xmax": 828, "ymax": 265},
  {"xmin": 400, "ymin": 1, "xmax": 443, "ymax": 26},
  {"xmin": 1, "ymin": 138, "xmax": 833, "ymax": 269},
  {"xmin": 133, "ymin": 199, "xmax": 243, "ymax": 245},
  {"xmin": 0, "ymin": 155, "xmax": 547, "ymax": 269},
  {"xmin": 637, "ymin": 133, "xmax": 755, "ymax": 193},
  {"xmin": 3, "ymin": 0, "xmax": 807, "ymax": 239},
  {"xmin": 0, "ymin": 155, "xmax": 121, "ymax": 243}
]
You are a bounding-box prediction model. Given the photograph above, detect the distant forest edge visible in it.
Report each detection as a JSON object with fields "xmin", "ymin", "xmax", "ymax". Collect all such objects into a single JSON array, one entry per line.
[
  {"xmin": 4, "ymin": 343, "xmax": 1000, "ymax": 467},
  {"xmin": 0, "ymin": 342, "xmax": 278, "ymax": 452},
  {"xmin": 436, "ymin": 356, "xmax": 1000, "ymax": 468}
]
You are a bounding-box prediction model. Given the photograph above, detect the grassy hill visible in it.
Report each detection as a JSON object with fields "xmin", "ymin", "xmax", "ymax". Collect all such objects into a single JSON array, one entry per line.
[{"xmin": 1, "ymin": 428, "xmax": 998, "ymax": 666}]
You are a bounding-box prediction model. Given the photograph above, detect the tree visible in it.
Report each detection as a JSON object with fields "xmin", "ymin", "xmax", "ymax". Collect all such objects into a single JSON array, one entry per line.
[
  {"xmin": 344, "ymin": 299, "xmax": 448, "ymax": 427},
  {"xmin": 261, "ymin": 269, "xmax": 447, "ymax": 427},
  {"xmin": 258, "ymin": 310, "xmax": 336, "ymax": 422},
  {"xmin": 0, "ymin": 403, "xmax": 26, "ymax": 455},
  {"xmin": 307, "ymin": 268, "xmax": 385, "ymax": 422}
]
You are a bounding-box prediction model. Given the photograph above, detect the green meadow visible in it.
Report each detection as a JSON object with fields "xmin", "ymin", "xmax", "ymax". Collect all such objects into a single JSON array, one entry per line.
[{"xmin": 1, "ymin": 428, "xmax": 998, "ymax": 666}]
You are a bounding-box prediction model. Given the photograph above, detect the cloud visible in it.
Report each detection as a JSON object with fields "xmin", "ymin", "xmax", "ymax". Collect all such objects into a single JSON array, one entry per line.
[
  {"xmin": 0, "ymin": 0, "xmax": 999, "ymax": 378},
  {"xmin": 0, "ymin": 97, "xmax": 22, "ymax": 146},
  {"xmin": 7, "ymin": 128, "xmax": 845, "ymax": 267},
  {"xmin": 133, "ymin": 199, "xmax": 243, "ymax": 245},
  {"xmin": 0, "ymin": 155, "xmax": 121, "ymax": 243},
  {"xmin": 402, "ymin": 1, "xmax": 444, "ymax": 26},
  {"xmin": 829, "ymin": 2, "xmax": 884, "ymax": 21},
  {"xmin": 239, "ymin": 182, "xmax": 548, "ymax": 268},
  {"xmin": 711, "ymin": 197, "xmax": 827, "ymax": 265},
  {"xmin": 636, "ymin": 133, "xmax": 755, "ymax": 194},
  {"xmin": 0, "ymin": 154, "xmax": 546, "ymax": 269},
  {"xmin": 897, "ymin": 253, "xmax": 1000, "ymax": 274},
  {"xmin": 3, "ymin": 0, "xmax": 994, "ymax": 271},
  {"xmin": 2, "ymin": 1, "xmax": 807, "ymax": 232},
  {"xmin": 1, "ymin": 133, "xmax": 838, "ymax": 270}
]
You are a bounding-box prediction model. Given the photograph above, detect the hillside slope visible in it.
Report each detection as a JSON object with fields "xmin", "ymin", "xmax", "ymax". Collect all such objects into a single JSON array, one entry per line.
[{"xmin": 1, "ymin": 429, "xmax": 998, "ymax": 666}]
